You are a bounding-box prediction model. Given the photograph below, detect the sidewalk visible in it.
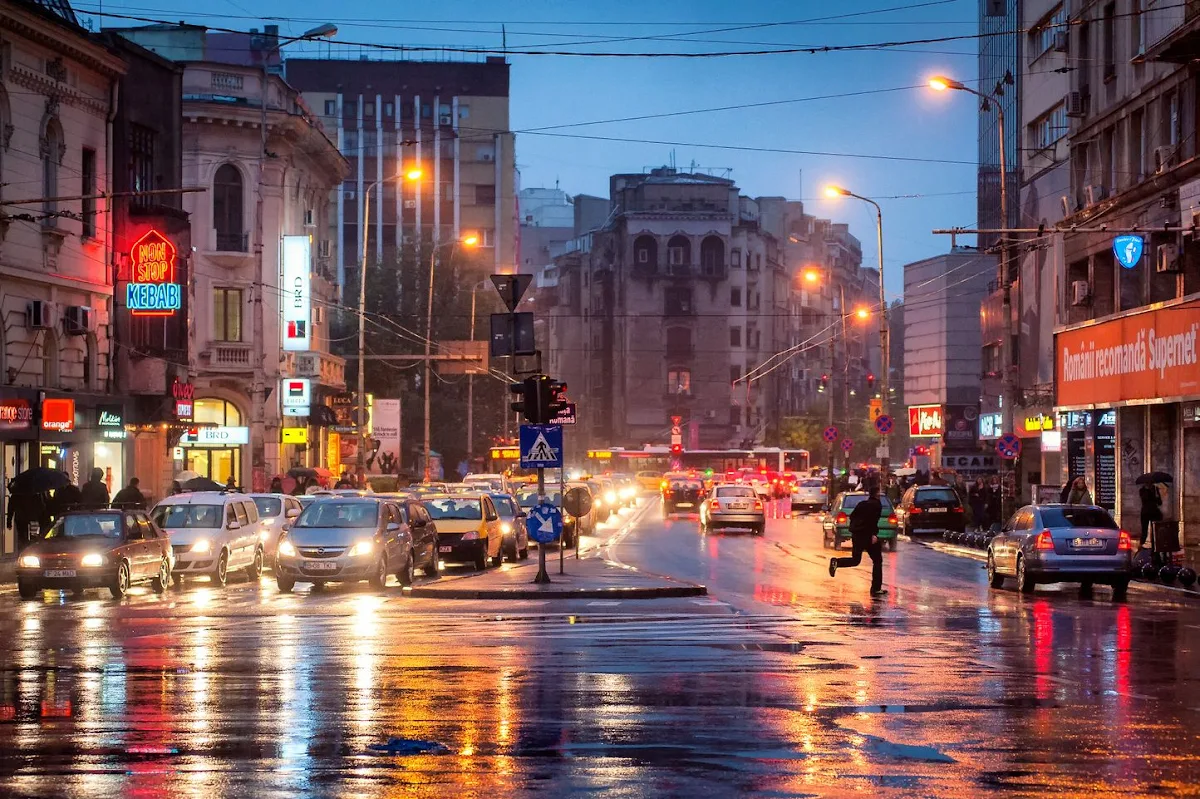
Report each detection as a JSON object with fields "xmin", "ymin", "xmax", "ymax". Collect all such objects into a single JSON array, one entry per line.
[{"xmin": 408, "ymin": 555, "xmax": 707, "ymax": 600}]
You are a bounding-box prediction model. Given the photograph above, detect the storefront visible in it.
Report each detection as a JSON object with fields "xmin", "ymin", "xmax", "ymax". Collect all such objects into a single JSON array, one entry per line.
[
  {"xmin": 182, "ymin": 398, "xmax": 248, "ymax": 485},
  {"xmin": 0, "ymin": 393, "xmax": 37, "ymax": 555}
]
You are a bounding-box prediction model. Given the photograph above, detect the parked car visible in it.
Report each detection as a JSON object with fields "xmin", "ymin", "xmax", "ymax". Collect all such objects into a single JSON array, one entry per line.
[
  {"xmin": 987, "ymin": 504, "xmax": 1133, "ymax": 597},
  {"xmin": 250, "ymin": 493, "xmax": 304, "ymax": 565},
  {"xmin": 897, "ymin": 485, "xmax": 967, "ymax": 537},
  {"xmin": 822, "ymin": 492, "xmax": 900, "ymax": 551},
  {"xmin": 276, "ymin": 497, "xmax": 424, "ymax": 591},
  {"xmin": 151, "ymin": 492, "xmax": 267, "ymax": 586},
  {"xmin": 16, "ymin": 509, "xmax": 172, "ymax": 599},
  {"xmin": 422, "ymin": 493, "xmax": 504, "ymax": 570},
  {"xmin": 490, "ymin": 492, "xmax": 530, "ymax": 561},
  {"xmin": 663, "ymin": 477, "xmax": 705, "ymax": 517},
  {"xmin": 700, "ymin": 484, "xmax": 765, "ymax": 535},
  {"xmin": 791, "ymin": 478, "xmax": 828, "ymax": 513}
]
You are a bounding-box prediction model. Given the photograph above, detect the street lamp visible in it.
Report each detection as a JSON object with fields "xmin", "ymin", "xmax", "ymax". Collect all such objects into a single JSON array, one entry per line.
[{"xmin": 824, "ymin": 183, "xmax": 890, "ymax": 479}]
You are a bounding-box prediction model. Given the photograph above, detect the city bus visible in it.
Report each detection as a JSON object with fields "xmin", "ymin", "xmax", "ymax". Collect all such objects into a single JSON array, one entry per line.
[{"xmin": 583, "ymin": 447, "xmax": 810, "ymax": 477}]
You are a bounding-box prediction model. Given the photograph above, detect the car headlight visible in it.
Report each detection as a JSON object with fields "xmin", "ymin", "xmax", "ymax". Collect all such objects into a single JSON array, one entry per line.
[
  {"xmin": 190, "ymin": 540, "xmax": 211, "ymax": 553},
  {"xmin": 80, "ymin": 553, "xmax": 105, "ymax": 568},
  {"xmin": 500, "ymin": 522, "xmax": 512, "ymax": 534},
  {"xmin": 605, "ymin": 492, "xmax": 617, "ymax": 504},
  {"xmin": 19, "ymin": 555, "xmax": 39, "ymax": 569},
  {"xmin": 347, "ymin": 541, "xmax": 374, "ymax": 557},
  {"xmin": 260, "ymin": 531, "xmax": 270, "ymax": 542},
  {"xmin": 277, "ymin": 540, "xmax": 297, "ymax": 558}
]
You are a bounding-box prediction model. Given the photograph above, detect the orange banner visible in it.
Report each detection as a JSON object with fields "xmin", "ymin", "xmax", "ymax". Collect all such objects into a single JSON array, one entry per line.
[{"xmin": 1056, "ymin": 298, "xmax": 1200, "ymax": 406}]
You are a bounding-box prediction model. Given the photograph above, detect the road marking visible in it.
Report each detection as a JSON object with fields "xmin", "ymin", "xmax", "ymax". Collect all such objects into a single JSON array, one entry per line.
[{"xmin": 587, "ymin": 601, "xmax": 621, "ymax": 607}]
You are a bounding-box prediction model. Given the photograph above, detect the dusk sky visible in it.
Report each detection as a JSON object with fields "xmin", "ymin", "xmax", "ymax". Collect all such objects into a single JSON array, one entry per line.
[{"xmin": 77, "ymin": 0, "xmax": 984, "ymax": 299}]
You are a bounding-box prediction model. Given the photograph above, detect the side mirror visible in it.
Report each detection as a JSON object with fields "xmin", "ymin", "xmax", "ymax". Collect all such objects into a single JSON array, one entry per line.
[
  {"xmin": 411, "ymin": 518, "xmax": 426, "ymax": 528},
  {"xmin": 285, "ymin": 508, "xmax": 300, "ymax": 519},
  {"xmin": 386, "ymin": 522, "xmax": 401, "ymax": 533},
  {"xmin": 227, "ymin": 520, "xmax": 241, "ymax": 530}
]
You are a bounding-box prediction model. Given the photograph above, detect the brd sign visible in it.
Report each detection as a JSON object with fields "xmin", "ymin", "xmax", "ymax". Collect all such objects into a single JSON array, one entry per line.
[{"xmin": 127, "ymin": 229, "xmax": 181, "ymax": 316}]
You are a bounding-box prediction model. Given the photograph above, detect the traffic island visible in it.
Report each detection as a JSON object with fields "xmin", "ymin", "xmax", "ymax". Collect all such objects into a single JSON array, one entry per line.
[{"xmin": 408, "ymin": 556, "xmax": 707, "ymax": 600}]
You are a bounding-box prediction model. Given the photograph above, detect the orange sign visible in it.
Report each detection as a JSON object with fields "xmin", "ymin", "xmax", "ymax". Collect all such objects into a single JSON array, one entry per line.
[
  {"xmin": 41, "ymin": 398, "xmax": 76, "ymax": 433},
  {"xmin": 1057, "ymin": 298, "xmax": 1200, "ymax": 406}
]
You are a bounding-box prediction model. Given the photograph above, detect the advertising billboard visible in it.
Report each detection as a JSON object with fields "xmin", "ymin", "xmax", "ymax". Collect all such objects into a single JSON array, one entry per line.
[
  {"xmin": 281, "ymin": 235, "xmax": 312, "ymax": 352},
  {"xmin": 941, "ymin": 404, "xmax": 979, "ymax": 450},
  {"xmin": 908, "ymin": 404, "xmax": 944, "ymax": 437},
  {"xmin": 371, "ymin": 399, "xmax": 401, "ymax": 474}
]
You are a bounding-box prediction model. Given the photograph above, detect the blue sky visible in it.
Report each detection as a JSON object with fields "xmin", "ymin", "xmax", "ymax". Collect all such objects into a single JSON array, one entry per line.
[{"xmin": 77, "ymin": 0, "xmax": 983, "ymax": 299}]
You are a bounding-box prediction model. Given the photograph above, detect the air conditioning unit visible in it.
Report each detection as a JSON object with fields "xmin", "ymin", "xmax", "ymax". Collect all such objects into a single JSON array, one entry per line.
[
  {"xmin": 303, "ymin": 208, "xmax": 315, "ymax": 228},
  {"xmin": 403, "ymin": 199, "xmax": 417, "ymax": 209},
  {"xmin": 1083, "ymin": 184, "xmax": 1103, "ymax": 206},
  {"xmin": 1154, "ymin": 146, "xmax": 1175, "ymax": 174},
  {"xmin": 317, "ymin": 239, "xmax": 332, "ymax": 259},
  {"xmin": 1157, "ymin": 243, "xmax": 1182, "ymax": 273},
  {"xmin": 1052, "ymin": 31, "xmax": 1069, "ymax": 52},
  {"xmin": 1060, "ymin": 195, "xmax": 1072, "ymax": 217},
  {"xmin": 1065, "ymin": 91, "xmax": 1086, "ymax": 117},
  {"xmin": 26, "ymin": 300, "xmax": 55, "ymax": 330},
  {"xmin": 439, "ymin": 114, "xmax": 452, "ymax": 125},
  {"xmin": 63, "ymin": 305, "xmax": 94, "ymax": 336},
  {"xmin": 1071, "ymin": 280, "xmax": 1092, "ymax": 306}
]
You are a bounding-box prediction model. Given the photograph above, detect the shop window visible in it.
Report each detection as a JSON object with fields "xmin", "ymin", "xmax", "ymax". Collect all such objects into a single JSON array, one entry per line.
[
  {"xmin": 213, "ymin": 287, "xmax": 243, "ymax": 342},
  {"xmin": 194, "ymin": 398, "xmax": 242, "ymax": 426}
]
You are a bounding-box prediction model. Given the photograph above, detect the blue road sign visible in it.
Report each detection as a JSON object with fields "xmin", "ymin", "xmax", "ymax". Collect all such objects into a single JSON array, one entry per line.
[
  {"xmin": 996, "ymin": 433, "xmax": 1022, "ymax": 460},
  {"xmin": 823, "ymin": 425, "xmax": 839, "ymax": 443},
  {"xmin": 874, "ymin": 414, "xmax": 894, "ymax": 435},
  {"xmin": 520, "ymin": 424, "xmax": 563, "ymax": 468},
  {"xmin": 526, "ymin": 502, "xmax": 563, "ymax": 544},
  {"xmin": 1113, "ymin": 235, "xmax": 1144, "ymax": 269}
]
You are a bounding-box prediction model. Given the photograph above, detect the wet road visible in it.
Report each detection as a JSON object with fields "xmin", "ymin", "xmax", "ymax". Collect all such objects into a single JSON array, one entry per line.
[{"xmin": 1, "ymin": 496, "xmax": 1198, "ymax": 797}]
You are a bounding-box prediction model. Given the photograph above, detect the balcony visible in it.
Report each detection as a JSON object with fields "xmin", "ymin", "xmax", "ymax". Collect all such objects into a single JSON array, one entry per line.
[
  {"xmin": 203, "ymin": 342, "xmax": 255, "ymax": 373},
  {"xmin": 1145, "ymin": 0, "xmax": 1200, "ymax": 62},
  {"xmin": 285, "ymin": 350, "xmax": 347, "ymax": 390},
  {"xmin": 207, "ymin": 230, "xmax": 254, "ymax": 269}
]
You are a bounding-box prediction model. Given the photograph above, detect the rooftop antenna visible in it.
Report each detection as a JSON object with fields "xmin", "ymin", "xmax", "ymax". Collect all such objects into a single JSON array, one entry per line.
[{"xmin": 798, "ymin": 168, "xmax": 803, "ymax": 199}]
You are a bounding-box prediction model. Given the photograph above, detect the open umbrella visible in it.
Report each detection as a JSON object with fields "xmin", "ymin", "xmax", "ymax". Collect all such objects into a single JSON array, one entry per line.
[
  {"xmin": 288, "ymin": 466, "xmax": 318, "ymax": 479},
  {"xmin": 182, "ymin": 476, "xmax": 224, "ymax": 492},
  {"xmin": 1136, "ymin": 471, "xmax": 1173, "ymax": 485},
  {"xmin": 7, "ymin": 467, "xmax": 72, "ymax": 494},
  {"xmin": 175, "ymin": 469, "xmax": 201, "ymax": 482}
]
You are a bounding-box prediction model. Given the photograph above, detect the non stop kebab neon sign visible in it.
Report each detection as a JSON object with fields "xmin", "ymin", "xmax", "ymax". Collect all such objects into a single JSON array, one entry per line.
[{"xmin": 127, "ymin": 228, "xmax": 182, "ymax": 316}]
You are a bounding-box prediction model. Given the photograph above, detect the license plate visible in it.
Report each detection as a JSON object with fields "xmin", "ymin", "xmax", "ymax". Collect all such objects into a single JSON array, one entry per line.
[
  {"xmin": 731, "ymin": 503, "xmax": 750, "ymax": 510},
  {"xmin": 439, "ymin": 545, "xmax": 453, "ymax": 553},
  {"xmin": 302, "ymin": 561, "xmax": 339, "ymax": 571},
  {"xmin": 44, "ymin": 569, "xmax": 75, "ymax": 578},
  {"xmin": 926, "ymin": 507, "xmax": 948, "ymax": 513},
  {"xmin": 1071, "ymin": 537, "xmax": 1104, "ymax": 548},
  {"xmin": 677, "ymin": 502, "xmax": 693, "ymax": 508}
]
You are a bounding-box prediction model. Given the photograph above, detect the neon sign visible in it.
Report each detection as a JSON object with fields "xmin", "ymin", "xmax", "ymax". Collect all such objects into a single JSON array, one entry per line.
[{"xmin": 127, "ymin": 229, "xmax": 181, "ymax": 316}]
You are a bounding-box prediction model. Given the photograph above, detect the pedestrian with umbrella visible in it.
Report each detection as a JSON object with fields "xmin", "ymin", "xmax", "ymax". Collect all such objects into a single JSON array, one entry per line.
[
  {"xmin": 1136, "ymin": 472, "xmax": 1172, "ymax": 547},
  {"xmin": 182, "ymin": 476, "xmax": 224, "ymax": 492}
]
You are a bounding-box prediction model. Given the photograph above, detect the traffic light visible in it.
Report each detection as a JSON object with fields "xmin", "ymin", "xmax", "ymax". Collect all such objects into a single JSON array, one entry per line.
[
  {"xmin": 866, "ymin": 372, "xmax": 876, "ymax": 392},
  {"xmin": 670, "ymin": 443, "xmax": 683, "ymax": 456},
  {"xmin": 547, "ymin": 380, "xmax": 568, "ymax": 420},
  {"xmin": 818, "ymin": 374, "xmax": 829, "ymax": 393},
  {"xmin": 509, "ymin": 381, "xmax": 528, "ymax": 419}
]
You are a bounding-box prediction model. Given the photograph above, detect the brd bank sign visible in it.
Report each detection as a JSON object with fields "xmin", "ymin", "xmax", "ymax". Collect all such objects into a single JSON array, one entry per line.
[{"xmin": 127, "ymin": 229, "xmax": 181, "ymax": 316}]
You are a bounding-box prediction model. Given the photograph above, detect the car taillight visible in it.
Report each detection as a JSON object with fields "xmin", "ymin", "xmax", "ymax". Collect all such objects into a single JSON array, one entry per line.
[
  {"xmin": 835, "ymin": 512, "xmax": 848, "ymax": 525},
  {"xmin": 754, "ymin": 499, "xmax": 764, "ymax": 510},
  {"xmin": 909, "ymin": 507, "xmax": 922, "ymax": 514},
  {"xmin": 1118, "ymin": 530, "xmax": 1132, "ymax": 551},
  {"xmin": 820, "ymin": 486, "xmax": 827, "ymax": 494},
  {"xmin": 709, "ymin": 499, "xmax": 720, "ymax": 512},
  {"xmin": 1034, "ymin": 530, "xmax": 1054, "ymax": 550}
]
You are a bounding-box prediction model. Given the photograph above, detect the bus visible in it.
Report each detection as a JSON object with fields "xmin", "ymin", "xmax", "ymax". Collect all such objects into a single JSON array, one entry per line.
[{"xmin": 583, "ymin": 447, "xmax": 810, "ymax": 477}]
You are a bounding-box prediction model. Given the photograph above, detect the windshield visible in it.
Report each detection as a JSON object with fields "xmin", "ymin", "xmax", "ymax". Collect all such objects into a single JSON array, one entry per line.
[
  {"xmin": 47, "ymin": 514, "xmax": 122, "ymax": 539},
  {"xmin": 153, "ymin": 504, "xmax": 223, "ymax": 529},
  {"xmin": 253, "ymin": 497, "xmax": 282, "ymax": 517},
  {"xmin": 715, "ymin": 486, "xmax": 755, "ymax": 498},
  {"xmin": 492, "ymin": 497, "xmax": 519, "ymax": 519},
  {"xmin": 1041, "ymin": 507, "xmax": 1118, "ymax": 529},
  {"xmin": 670, "ymin": 481, "xmax": 702, "ymax": 491},
  {"xmin": 425, "ymin": 498, "xmax": 484, "ymax": 520},
  {"xmin": 517, "ymin": 491, "xmax": 562, "ymax": 508},
  {"xmin": 800, "ymin": 479, "xmax": 824, "ymax": 488},
  {"xmin": 841, "ymin": 494, "xmax": 894, "ymax": 511},
  {"xmin": 295, "ymin": 502, "xmax": 378, "ymax": 529},
  {"xmin": 915, "ymin": 488, "xmax": 960, "ymax": 504}
]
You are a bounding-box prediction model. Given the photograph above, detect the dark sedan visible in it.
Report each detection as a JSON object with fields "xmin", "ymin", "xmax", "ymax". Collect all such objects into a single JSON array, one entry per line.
[
  {"xmin": 897, "ymin": 485, "xmax": 967, "ymax": 536},
  {"xmin": 16, "ymin": 510, "xmax": 172, "ymax": 599},
  {"xmin": 663, "ymin": 478, "xmax": 705, "ymax": 517}
]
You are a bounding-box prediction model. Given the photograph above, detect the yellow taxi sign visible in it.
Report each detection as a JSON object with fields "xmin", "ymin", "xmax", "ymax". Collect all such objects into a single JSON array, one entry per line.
[{"xmin": 282, "ymin": 427, "xmax": 308, "ymax": 444}]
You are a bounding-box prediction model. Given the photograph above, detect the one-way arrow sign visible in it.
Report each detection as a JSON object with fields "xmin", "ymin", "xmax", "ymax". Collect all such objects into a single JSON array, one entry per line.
[{"xmin": 491, "ymin": 273, "xmax": 533, "ymax": 312}]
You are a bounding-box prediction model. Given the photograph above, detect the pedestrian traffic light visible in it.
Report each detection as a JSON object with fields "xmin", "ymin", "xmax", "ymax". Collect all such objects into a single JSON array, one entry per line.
[
  {"xmin": 866, "ymin": 372, "xmax": 876, "ymax": 392},
  {"xmin": 818, "ymin": 374, "xmax": 829, "ymax": 393}
]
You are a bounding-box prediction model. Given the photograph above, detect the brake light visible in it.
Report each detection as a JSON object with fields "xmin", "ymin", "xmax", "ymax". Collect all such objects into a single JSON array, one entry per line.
[
  {"xmin": 909, "ymin": 507, "xmax": 922, "ymax": 514},
  {"xmin": 1118, "ymin": 530, "xmax": 1132, "ymax": 551},
  {"xmin": 835, "ymin": 512, "xmax": 848, "ymax": 525},
  {"xmin": 1034, "ymin": 530, "xmax": 1055, "ymax": 550},
  {"xmin": 820, "ymin": 486, "xmax": 827, "ymax": 494},
  {"xmin": 754, "ymin": 499, "xmax": 764, "ymax": 510},
  {"xmin": 709, "ymin": 499, "xmax": 721, "ymax": 512}
]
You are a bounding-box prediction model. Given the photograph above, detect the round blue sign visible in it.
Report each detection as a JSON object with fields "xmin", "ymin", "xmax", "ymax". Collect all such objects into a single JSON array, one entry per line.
[
  {"xmin": 823, "ymin": 426, "xmax": 839, "ymax": 443},
  {"xmin": 1113, "ymin": 235, "xmax": 1144, "ymax": 270},
  {"xmin": 874, "ymin": 414, "xmax": 893, "ymax": 435},
  {"xmin": 525, "ymin": 502, "xmax": 563, "ymax": 544},
  {"xmin": 996, "ymin": 434, "xmax": 1022, "ymax": 460}
]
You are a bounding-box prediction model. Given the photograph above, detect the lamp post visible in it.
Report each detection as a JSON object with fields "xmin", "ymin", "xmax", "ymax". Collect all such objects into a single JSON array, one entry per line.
[
  {"xmin": 825, "ymin": 185, "xmax": 890, "ymax": 481},
  {"xmin": 356, "ymin": 167, "xmax": 423, "ymax": 482},
  {"xmin": 466, "ymin": 279, "xmax": 489, "ymax": 470}
]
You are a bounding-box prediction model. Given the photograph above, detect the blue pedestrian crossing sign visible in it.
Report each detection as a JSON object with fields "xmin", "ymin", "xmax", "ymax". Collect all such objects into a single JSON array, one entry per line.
[
  {"xmin": 520, "ymin": 424, "xmax": 563, "ymax": 468},
  {"xmin": 526, "ymin": 502, "xmax": 564, "ymax": 544},
  {"xmin": 874, "ymin": 414, "xmax": 894, "ymax": 435}
]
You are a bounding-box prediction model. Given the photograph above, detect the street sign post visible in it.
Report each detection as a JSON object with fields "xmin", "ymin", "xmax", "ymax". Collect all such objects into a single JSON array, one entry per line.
[
  {"xmin": 869, "ymin": 398, "xmax": 883, "ymax": 421},
  {"xmin": 874, "ymin": 414, "xmax": 894, "ymax": 435},
  {"xmin": 550, "ymin": 403, "xmax": 577, "ymax": 425},
  {"xmin": 526, "ymin": 503, "xmax": 563, "ymax": 545},
  {"xmin": 563, "ymin": 486, "xmax": 593, "ymax": 518},
  {"xmin": 996, "ymin": 433, "xmax": 1022, "ymax": 460},
  {"xmin": 520, "ymin": 424, "xmax": 563, "ymax": 469},
  {"xmin": 823, "ymin": 425, "xmax": 839, "ymax": 443}
]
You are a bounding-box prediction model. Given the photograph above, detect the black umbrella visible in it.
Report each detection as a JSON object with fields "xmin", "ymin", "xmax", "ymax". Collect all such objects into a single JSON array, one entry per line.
[
  {"xmin": 7, "ymin": 467, "xmax": 71, "ymax": 494},
  {"xmin": 288, "ymin": 466, "xmax": 319, "ymax": 479},
  {"xmin": 182, "ymin": 476, "xmax": 225, "ymax": 492},
  {"xmin": 1136, "ymin": 471, "xmax": 1173, "ymax": 485}
]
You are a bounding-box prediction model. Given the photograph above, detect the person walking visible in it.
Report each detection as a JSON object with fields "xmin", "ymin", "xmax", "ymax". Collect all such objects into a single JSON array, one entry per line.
[
  {"xmin": 224, "ymin": 475, "xmax": 238, "ymax": 492},
  {"xmin": 986, "ymin": 476, "xmax": 1003, "ymax": 528},
  {"xmin": 828, "ymin": 486, "xmax": 887, "ymax": 597},
  {"xmin": 112, "ymin": 477, "xmax": 146, "ymax": 509},
  {"xmin": 168, "ymin": 480, "xmax": 182, "ymax": 496},
  {"xmin": 969, "ymin": 477, "xmax": 988, "ymax": 531},
  {"xmin": 1066, "ymin": 476, "xmax": 1093, "ymax": 505},
  {"xmin": 80, "ymin": 468, "xmax": 110, "ymax": 509},
  {"xmin": 1138, "ymin": 482, "xmax": 1163, "ymax": 547},
  {"xmin": 269, "ymin": 476, "xmax": 284, "ymax": 494}
]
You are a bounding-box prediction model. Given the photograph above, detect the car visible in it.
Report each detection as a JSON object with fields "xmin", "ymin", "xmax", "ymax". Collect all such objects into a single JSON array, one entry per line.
[
  {"xmin": 700, "ymin": 484, "xmax": 765, "ymax": 535},
  {"xmin": 151, "ymin": 492, "xmax": 267, "ymax": 586},
  {"xmin": 663, "ymin": 477, "xmax": 705, "ymax": 517},
  {"xmin": 16, "ymin": 509, "xmax": 172, "ymax": 599},
  {"xmin": 791, "ymin": 477, "xmax": 828, "ymax": 513},
  {"xmin": 249, "ymin": 493, "xmax": 304, "ymax": 564},
  {"xmin": 608, "ymin": 474, "xmax": 638, "ymax": 507},
  {"xmin": 586, "ymin": 480, "xmax": 612, "ymax": 523},
  {"xmin": 307, "ymin": 487, "xmax": 374, "ymax": 497},
  {"xmin": 463, "ymin": 473, "xmax": 510, "ymax": 494},
  {"xmin": 635, "ymin": 471, "xmax": 661, "ymax": 492},
  {"xmin": 986, "ymin": 504, "xmax": 1133, "ymax": 597},
  {"xmin": 597, "ymin": 478, "xmax": 620, "ymax": 513},
  {"xmin": 275, "ymin": 497, "xmax": 428, "ymax": 591},
  {"xmin": 821, "ymin": 492, "xmax": 900, "ymax": 551},
  {"xmin": 897, "ymin": 485, "xmax": 967, "ymax": 537},
  {"xmin": 422, "ymin": 493, "xmax": 504, "ymax": 571},
  {"xmin": 744, "ymin": 472, "xmax": 773, "ymax": 499},
  {"xmin": 489, "ymin": 492, "xmax": 530, "ymax": 561}
]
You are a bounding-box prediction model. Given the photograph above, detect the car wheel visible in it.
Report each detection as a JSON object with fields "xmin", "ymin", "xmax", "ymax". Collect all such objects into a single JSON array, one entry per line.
[
  {"xmin": 244, "ymin": 547, "xmax": 263, "ymax": 582},
  {"xmin": 1111, "ymin": 578, "xmax": 1130, "ymax": 601},
  {"xmin": 109, "ymin": 561, "xmax": 131, "ymax": 599},
  {"xmin": 311, "ymin": 581, "xmax": 326, "ymax": 591},
  {"xmin": 518, "ymin": 543, "xmax": 529, "ymax": 560},
  {"xmin": 17, "ymin": 580, "xmax": 38, "ymax": 600},
  {"xmin": 397, "ymin": 549, "xmax": 415, "ymax": 588},
  {"xmin": 474, "ymin": 548, "xmax": 487, "ymax": 571},
  {"xmin": 211, "ymin": 551, "xmax": 229, "ymax": 588},
  {"xmin": 987, "ymin": 551, "xmax": 1004, "ymax": 588},
  {"xmin": 1079, "ymin": 581, "xmax": 1094, "ymax": 597},
  {"xmin": 1016, "ymin": 555, "xmax": 1036, "ymax": 594},
  {"xmin": 423, "ymin": 548, "xmax": 441, "ymax": 577},
  {"xmin": 755, "ymin": 523, "xmax": 765, "ymax": 536},
  {"xmin": 506, "ymin": 541, "xmax": 519, "ymax": 563},
  {"xmin": 369, "ymin": 553, "xmax": 388, "ymax": 589},
  {"xmin": 276, "ymin": 573, "xmax": 295, "ymax": 593},
  {"xmin": 491, "ymin": 544, "xmax": 504, "ymax": 567},
  {"xmin": 151, "ymin": 558, "xmax": 170, "ymax": 594}
]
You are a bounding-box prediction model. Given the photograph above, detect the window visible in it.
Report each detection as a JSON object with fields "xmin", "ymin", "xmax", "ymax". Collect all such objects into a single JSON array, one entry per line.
[
  {"xmin": 667, "ymin": 369, "xmax": 691, "ymax": 395},
  {"xmin": 481, "ymin": 228, "xmax": 496, "ymax": 247},
  {"xmin": 667, "ymin": 235, "xmax": 690, "ymax": 273},
  {"xmin": 731, "ymin": 249, "xmax": 741, "ymax": 268},
  {"xmin": 731, "ymin": 287, "xmax": 742, "ymax": 306},
  {"xmin": 365, "ymin": 102, "xmax": 375, "ymax": 116},
  {"xmin": 730, "ymin": 365, "xmax": 741, "ymax": 383},
  {"xmin": 633, "ymin": 235, "xmax": 656, "ymax": 268},
  {"xmin": 1168, "ymin": 92, "xmax": 1181, "ymax": 146},
  {"xmin": 1033, "ymin": 103, "xmax": 1068, "ymax": 149},
  {"xmin": 344, "ymin": 130, "xmax": 359, "ymax": 153},
  {"xmin": 194, "ymin": 398, "xmax": 242, "ymax": 426},
  {"xmin": 1031, "ymin": 5, "xmax": 1066, "ymax": 58},
  {"xmin": 474, "ymin": 184, "xmax": 496, "ymax": 205},
  {"xmin": 748, "ymin": 252, "xmax": 760, "ymax": 272},
  {"xmin": 664, "ymin": 287, "xmax": 692, "ymax": 316},
  {"xmin": 384, "ymin": 103, "xmax": 393, "ymax": 117},
  {"xmin": 1132, "ymin": 0, "xmax": 1145, "ymax": 56},
  {"xmin": 213, "ymin": 287, "xmax": 243, "ymax": 342},
  {"xmin": 129, "ymin": 124, "xmax": 155, "ymax": 209},
  {"xmin": 345, "ymin": 101, "xmax": 357, "ymax": 118},
  {"xmin": 458, "ymin": 104, "xmax": 470, "ymax": 119},
  {"xmin": 1102, "ymin": 3, "xmax": 1115, "ymax": 80},
  {"xmin": 665, "ymin": 327, "xmax": 691, "ymax": 356},
  {"xmin": 81, "ymin": 147, "xmax": 95, "ymax": 237},
  {"xmin": 324, "ymin": 100, "xmax": 336, "ymax": 115},
  {"xmin": 700, "ymin": 236, "xmax": 724, "ymax": 275},
  {"xmin": 42, "ymin": 117, "xmax": 62, "ymax": 226},
  {"xmin": 730, "ymin": 326, "xmax": 742, "ymax": 347},
  {"xmin": 213, "ymin": 164, "xmax": 245, "ymax": 251},
  {"xmin": 729, "ymin": 406, "xmax": 741, "ymax": 427},
  {"xmin": 748, "ymin": 291, "xmax": 760, "ymax": 311}
]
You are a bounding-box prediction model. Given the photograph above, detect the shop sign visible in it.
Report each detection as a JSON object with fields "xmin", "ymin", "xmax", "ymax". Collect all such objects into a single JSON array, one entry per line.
[
  {"xmin": 1041, "ymin": 430, "xmax": 1062, "ymax": 449},
  {"xmin": 1024, "ymin": 413, "xmax": 1055, "ymax": 432},
  {"xmin": 281, "ymin": 235, "xmax": 312, "ymax": 352},
  {"xmin": 281, "ymin": 378, "xmax": 311, "ymax": 417},
  {"xmin": 171, "ymin": 379, "xmax": 195, "ymax": 420},
  {"xmin": 941, "ymin": 454, "xmax": 998, "ymax": 473},
  {"xmin": 99, "ymin": 406, "xmax": 127, "ymax": 440},
  {"xmin": 908, "ymin": 404, "xmax": 943, "ymax": 437},
  {"xmin": 1057, "ymin": 297, "xmax": 1200, "ymax": 406},
  {"xmin": 0, "ymin": 399, "xmax": 33, "ymax": 432},
  {"xmin": 978, "ymin": 412, "xmax": 1002, "ymax": 439},
  {"xmin": 1112, "ymin": 234, "xmax": 1144, "ymax": 269},
  {"xmin": 1184, "ymin": 401, "xmax": 1200, "ymax": 428},
  {"xmin": 180, "ymin": 426, "xmax": 250, "ymax": 446},
  {"xmin": 127, "ymin": 229, "xmax": 182, "ymax": 316},
  {"xmin": 282, "ymin": 427, "xmax": 308, "ymax": 444},
  {"xmin": 942, "ymin": 404, "xmax": 978, "ymax": 450},
  {"xmin": 41, "ymin": 398, "xmax": 75, "ymax": 433},
  {"xmin": 1061, "ymin": 410, "xmax": 1092, "ymax": 430}
]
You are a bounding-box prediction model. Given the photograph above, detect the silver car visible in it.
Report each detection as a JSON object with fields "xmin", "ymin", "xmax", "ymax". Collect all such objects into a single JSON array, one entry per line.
[
  {"xmin": 790, "ymin": 478, "xmax": 827, "ymax": 512},
  {"xmin": 249, "ymin": 493, "xmax": 303, "ymax": 564},
  {"xmin": 700, "ymin": 484, "xmax": 765, "ymax": 535},
  {"xmin": 275, "ymin": 498, "xmax": 415, "ymax": 592},
  {"xmin": 987, "ymin": 504, "xmax": 1133, "ymax": 598}
]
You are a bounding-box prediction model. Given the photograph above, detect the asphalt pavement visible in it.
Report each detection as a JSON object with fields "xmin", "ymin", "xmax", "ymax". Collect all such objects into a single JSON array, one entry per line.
[{"xmin": 0, "ymin": 495, "xmax": 1197, "ymax": 797}]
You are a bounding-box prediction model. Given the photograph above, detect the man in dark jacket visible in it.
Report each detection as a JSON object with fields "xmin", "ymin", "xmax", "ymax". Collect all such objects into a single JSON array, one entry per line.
[
  {"xmin": 80, "ymin": 468, "xmax": 110, "ymax": 509},
  {"xmin": 112, "ymin": 477, "xmax": 146, "ymax": 509},
  {"xmin": 829, "ymin": 486, "xmax": 887, "ymax": 597}
]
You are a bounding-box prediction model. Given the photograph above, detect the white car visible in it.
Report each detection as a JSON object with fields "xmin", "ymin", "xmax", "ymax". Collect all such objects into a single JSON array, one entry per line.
[
  {"xmin": 249, "ymin": 493, "xmax": 304, "ymax": 564},
  {"xmin": 746, "ymin": 475, "xmax": 773, "ymax": 499},
  {"xmin": 791, "ymin": 478, "xmax": 828, "ymax": 512},
  {"xmin": 463, "ymin": 473, "xmax": 510, "ymax": 494},
  {"xmin": 150, "ymin": 492, "xmax": 268, "ymax": 586}
]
